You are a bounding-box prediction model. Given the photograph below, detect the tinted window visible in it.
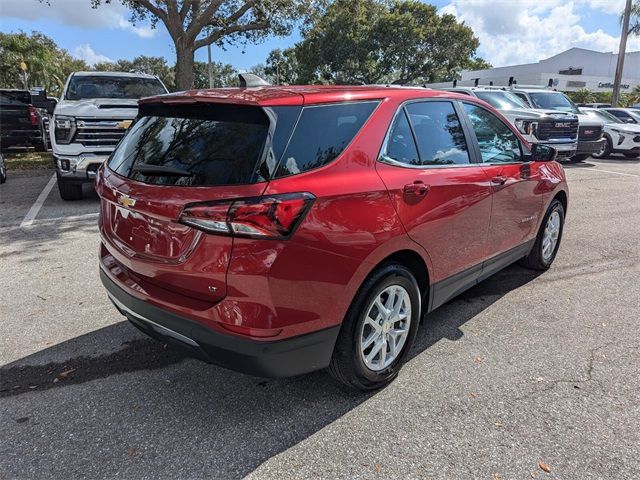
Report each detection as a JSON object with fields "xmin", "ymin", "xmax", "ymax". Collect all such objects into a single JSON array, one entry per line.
[
  {"xmin": 109, "ymin": 104, "xmax": 277, "ymax": 186},
  {"xmin": 66, "ymin": 75, "xmax": 166, "ymax": 100},
  {"xmin": 464, "ymin": 103, "xmax": 522, "ymax": 163},
  {"xmin": 275, "ymin": 101, "xmax": 378, "ymax": 177},
  {"xmin": 0, "ymin": 90, "xmax": 31, "ymax": 106},
  {"xmin": 384, "ymin": 110, "xmax": 420, "ymax": 165},
  {"xmin": 405, "ymin": 101, "xmax": 470, "ymax": 165}
]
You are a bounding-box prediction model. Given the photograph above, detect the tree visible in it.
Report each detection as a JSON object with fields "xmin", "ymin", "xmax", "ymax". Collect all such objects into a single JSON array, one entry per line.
[
  {"xmin": 375, "ymin": 1, "xmax": 480, "ymax": 83},
  {"xmin": 264, "ymin": 48, "xmax": 299, "ymax": 84},
  {"xmin": 193, "ymin": 61, "xmax": 237, "ymax": 88},
  {"xmin": 570, "ymin": 88, "xmax": 595, "ymax": 104},
  {"xmin": 80, "ymin": 0, "xmax": 321, "ymax": 90},
  {"xmin": 626, "ymin": 0, "xmax": 640, "ymax": 35},
  {"xmin": 0, "ymin": 31, "xmax": 88, "ymax": 97},
  {"xmin": 464, "ymin": 57, "xmax": 492, "ymax": 71},
  {"xmin": 279, "ymin": 0, "xmax": 482, "ymax": 85}
]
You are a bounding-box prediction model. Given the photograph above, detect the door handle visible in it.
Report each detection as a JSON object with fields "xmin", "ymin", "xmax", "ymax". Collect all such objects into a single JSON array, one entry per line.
[
  {"xmin": 403, "ymin": 181, "xmax": 429, "ymax": 197},
  {"xmin": 491, "ymin": 175, "xmax": 507, "ymax": 186}
]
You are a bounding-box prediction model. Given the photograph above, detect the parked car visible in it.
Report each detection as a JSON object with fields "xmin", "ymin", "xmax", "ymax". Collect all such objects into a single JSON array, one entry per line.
[
  {"xmin": 0, "ymin": 153, "xmax": 6, "ymax": 184},
  {"xmin": 96, "ymin": 84, "xmax": 568, "ymax": 390},
  {"xmin": 443, "ymin": 87, "xmax": 578, "ymax": 159},
  {"xmin": 0, "ymin": 89, "xmax": 48, "ymax": 152},
  {"xmin": 581, "ymin": 108, "xmax": 640, "ymax": 159},
  {"xmin": 51, "ymin": 71, "xmax": 168, "ymax": 201},
  {"xmin": 507, "ymin": 87, "xmax": 605, "ymax": 162},
  {"xmin": 602, "ymin": 108, "xmax": 640, "ymax": 125}
]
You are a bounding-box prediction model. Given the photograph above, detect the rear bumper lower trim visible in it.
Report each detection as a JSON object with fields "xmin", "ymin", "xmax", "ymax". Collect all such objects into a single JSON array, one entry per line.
[{"xmin": 101, "ymin": 268, "xmax": 341, "ymax": 378}]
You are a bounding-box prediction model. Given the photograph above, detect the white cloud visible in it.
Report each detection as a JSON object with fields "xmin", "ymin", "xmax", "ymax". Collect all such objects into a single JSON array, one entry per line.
[
  {"xmin": 440, "ymin": 0, "xmax": 640, "ymax": 67},
  {"xmin": 73, "ymin": 44, "xmax": 112, "ymax": 65},
  {"xmin": 1, "ymin": 0, "xmax": 157, "ymax": 38}
]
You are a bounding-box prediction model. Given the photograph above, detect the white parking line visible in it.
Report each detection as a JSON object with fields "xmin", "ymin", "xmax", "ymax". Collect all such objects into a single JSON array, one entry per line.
[
  {"xmin": 29, "ymin": 212, "xmax": 99, "ymax": 226},
  {"xmin": 20, "ymin": 173, "xmax": 57, "ymax": 228},
  {"xmin": 590, "ymin": 168, "xmax": 640, "ymax": 178}
]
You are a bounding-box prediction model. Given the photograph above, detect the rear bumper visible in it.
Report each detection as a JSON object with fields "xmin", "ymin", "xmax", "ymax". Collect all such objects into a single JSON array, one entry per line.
[
  {"xmin": 577, "ymin": 138, "xmax": 606, "ymax": 155},
  {"xmin": 100, "ymin": 268, "xmax": 340, "ymax": 378}
]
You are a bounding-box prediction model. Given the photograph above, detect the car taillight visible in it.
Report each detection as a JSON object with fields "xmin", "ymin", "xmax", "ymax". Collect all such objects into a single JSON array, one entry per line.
[
  {"xmin": 28, "ymin": 106, "xmax": 38, "ymax": 126},
  {"xmin": 179, "ymin": 192, "xmax": 315, "ymax": 239}
]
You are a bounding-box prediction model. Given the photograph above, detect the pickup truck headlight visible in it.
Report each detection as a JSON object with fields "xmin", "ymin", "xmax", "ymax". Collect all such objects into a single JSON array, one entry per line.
[
  {"xmin": 54, "ymin": 115, "xmax": 76, "ymax": 144},
  {"xmin": 515, "ymin": 119, "xmax": 538, "ymax": 136}
]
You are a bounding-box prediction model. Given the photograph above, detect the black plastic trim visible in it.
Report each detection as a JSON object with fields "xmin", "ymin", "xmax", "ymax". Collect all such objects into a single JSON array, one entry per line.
[{"xmin": 100, "ymin": 268, "xmax": 340, "ymax": 378}]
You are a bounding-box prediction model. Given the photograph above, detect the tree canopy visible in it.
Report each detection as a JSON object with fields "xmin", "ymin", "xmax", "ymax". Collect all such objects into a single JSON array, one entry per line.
[
  {"xmin": 0, "ymin": 31, "xmax": 88, "ymax": 97},
  {"xmin": 267, "ymin": 0, "xmax": 485, "ymax": 85},
  {"xmin": 82, "ymin": 0, "xmax": 322, "ymax": 89}
]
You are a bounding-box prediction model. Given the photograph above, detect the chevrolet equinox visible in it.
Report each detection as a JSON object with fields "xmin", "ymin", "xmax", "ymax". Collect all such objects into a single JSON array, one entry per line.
[{"xmin": 97, "ymin": 85, "xmax": 568, "ymax": 390}]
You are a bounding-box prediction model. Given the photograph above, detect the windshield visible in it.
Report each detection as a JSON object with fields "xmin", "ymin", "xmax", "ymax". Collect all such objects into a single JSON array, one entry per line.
[
  {"xmin": 474, "ymin": 91, "xmax": 528, "ymax": 110},
  {"xmin": 626, "ymin": 110, "xmax": 640, "ymax": 122},
  {"xmin": 583, "ymin": 109, "xmax": 621, "ymax": 124},
  {"xmin": 529, "ymin": 92, "xmax": 580, "ymax": 113},
  {"xmin": 65, "ymin": 75, "xmax": 166, "ymax": 100}
]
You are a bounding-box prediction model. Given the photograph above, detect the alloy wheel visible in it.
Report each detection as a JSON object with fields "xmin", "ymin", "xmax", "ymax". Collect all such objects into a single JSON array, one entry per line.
[
  {"xmin": 542, "ymin": 211, "xmax": 561, "ymax": 262},
  {"xmin": 359, "ymin": 285, "xmax": 412, "ymax": 372}
]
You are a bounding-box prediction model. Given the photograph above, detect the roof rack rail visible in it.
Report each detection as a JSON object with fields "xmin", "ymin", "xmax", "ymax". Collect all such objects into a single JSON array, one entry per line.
[{"xmin": 238, "ymin": 73, "xmax": 271, "ymax": 88}]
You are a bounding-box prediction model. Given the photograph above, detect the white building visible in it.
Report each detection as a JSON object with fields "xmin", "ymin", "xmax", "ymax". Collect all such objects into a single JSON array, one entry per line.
[{"xmin": 453, "ymin": 48, "xmax": 640, "ymax": 92}]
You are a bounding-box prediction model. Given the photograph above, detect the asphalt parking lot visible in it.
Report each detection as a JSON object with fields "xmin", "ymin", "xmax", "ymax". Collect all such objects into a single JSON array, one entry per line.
[{"xmin": 1, "ymin": 158, "xmax": 639, "ymax": 480}]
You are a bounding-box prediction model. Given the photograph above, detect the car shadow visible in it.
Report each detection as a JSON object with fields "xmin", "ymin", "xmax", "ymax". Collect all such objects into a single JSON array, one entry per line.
[{"xmin": 1, "ymin": 264, "xmax": 542, "ymax": 478}]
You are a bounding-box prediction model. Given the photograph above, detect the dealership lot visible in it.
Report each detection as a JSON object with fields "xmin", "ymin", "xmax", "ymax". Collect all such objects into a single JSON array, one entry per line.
[{"xmin": 1, "ymin": 159, "xmax": 639, "ymax": 479}]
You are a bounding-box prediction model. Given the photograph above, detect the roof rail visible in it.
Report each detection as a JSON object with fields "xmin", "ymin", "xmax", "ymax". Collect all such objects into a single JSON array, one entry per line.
[{"xmin": 238, "ymin": 73, "xmax": 271, "ymax": 88}]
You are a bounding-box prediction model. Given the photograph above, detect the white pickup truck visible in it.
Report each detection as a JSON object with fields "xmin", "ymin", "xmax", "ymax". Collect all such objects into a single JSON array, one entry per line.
[
  {"xmin": 51, "ymin": 71, "xmax": 167, "ymax": 200},
  {"xmin": 444, "ymin": 87, "xmax": 579, "ymax": 159}
]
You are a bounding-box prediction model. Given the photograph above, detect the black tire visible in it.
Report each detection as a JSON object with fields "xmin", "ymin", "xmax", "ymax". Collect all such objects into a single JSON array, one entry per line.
[
  {"xmin": 624, "ymin": 152, "xmax": 639, "ymax": 159},
  {"xmin": 592, "ymin": 137, "xmax": 611, "ymax": 159},
  {"xmin": 35, "ymin": 140, "xmax": 47, "ymax": 152},
  {"xmin": 328, "ymin": 263, "xmax": 421, "ymax": 391},
  {"xmin": 570, "ymin": 154, "xmax": 590, "ymax": 162},
  {"xmin": 57, "ymin": 177, "xmax": 83, "ymax": 201},
  {"xmin": 0, "ymin": 160, "xmax": 6, "ymax": 184},
  {"xmin": 520, "ymin": 199, "xmax": 565, "ymax": 271}
]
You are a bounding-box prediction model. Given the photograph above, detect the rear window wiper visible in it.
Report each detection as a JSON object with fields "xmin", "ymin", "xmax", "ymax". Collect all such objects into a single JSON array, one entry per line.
[{"xmin": 130, "ymin": 164, "xmax": 194, "ymax": 177}]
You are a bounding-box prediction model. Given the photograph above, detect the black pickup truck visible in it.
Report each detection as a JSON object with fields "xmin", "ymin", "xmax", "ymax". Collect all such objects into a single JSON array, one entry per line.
[{"xmin": 0, "ymin": 89, "xmax": 47, "ymax": 152}]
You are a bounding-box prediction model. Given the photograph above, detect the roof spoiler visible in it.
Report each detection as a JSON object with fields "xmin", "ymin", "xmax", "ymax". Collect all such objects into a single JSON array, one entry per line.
[{"xmin": 238, "ymin": 73, "xmax": 270, "ymax": 88}]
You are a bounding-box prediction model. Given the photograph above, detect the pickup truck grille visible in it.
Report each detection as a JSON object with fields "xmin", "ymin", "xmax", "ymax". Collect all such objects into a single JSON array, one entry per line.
[
  {"xmin": 536, "ymin": 119, "xmax": 578, "ymax": 141},
  {"xmin": 73, "ymin": 118, "xmax": 129, "ymax": 148},
  {"xmin": 578, "ymin": 125, "xmax": 603, "ymax": 140}
]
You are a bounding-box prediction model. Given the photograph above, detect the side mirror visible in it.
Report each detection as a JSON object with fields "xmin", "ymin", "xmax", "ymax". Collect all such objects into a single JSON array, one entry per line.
[
  {"xmin": 46, "ymin": 98, "xmax": 57, "ymax": 115},
  {"xmin": 530, "ymin": 143, "xmax": 557, "ymax": 162}
]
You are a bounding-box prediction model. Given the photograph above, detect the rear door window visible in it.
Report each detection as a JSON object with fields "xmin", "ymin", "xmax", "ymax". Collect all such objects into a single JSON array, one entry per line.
[
  {"xmin": 108, "ymin": 103, "xmax": 299, "ymax": 186},
  {"xmin": 275, "ymin": 101, "xmax": 379, "ymax": 177}
]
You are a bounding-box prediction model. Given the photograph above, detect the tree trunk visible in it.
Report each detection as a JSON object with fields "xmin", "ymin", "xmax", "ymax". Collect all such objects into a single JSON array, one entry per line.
[{"xmin": 175, "ymin": 43, "xmax": 195, "ymax": 91}]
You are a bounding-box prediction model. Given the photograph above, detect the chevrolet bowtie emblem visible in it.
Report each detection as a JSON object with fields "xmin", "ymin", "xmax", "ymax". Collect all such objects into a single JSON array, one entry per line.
[
  {"xmin": 117, "ymin": 194, "xmax": 136, "ymax": 207},
  {"xmin": 117, "ymin": 120, "xmax": 133, "ymax": 129}
]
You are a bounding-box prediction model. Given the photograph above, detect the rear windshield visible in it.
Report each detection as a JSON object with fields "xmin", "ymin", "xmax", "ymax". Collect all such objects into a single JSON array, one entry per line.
[
  {"xmin": 0, "ymin": 90, "xmax": 31, "ymax": 106},
  {"xmin": 65, "ymin": 75, "xmax": 166, "ymax": 100},
  {"xmin": 108, "ymin": 100, "xmax": 378, "ymax": 186}
]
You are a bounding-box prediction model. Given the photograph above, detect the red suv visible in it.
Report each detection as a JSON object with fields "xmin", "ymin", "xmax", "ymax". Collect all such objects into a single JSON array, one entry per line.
[{"xmin": 96, "ymin": 85, "xmax": 567, "ymax": 390}]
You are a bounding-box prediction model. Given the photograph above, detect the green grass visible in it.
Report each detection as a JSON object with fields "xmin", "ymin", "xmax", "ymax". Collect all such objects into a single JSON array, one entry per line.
[{"xmin": 4, "ymin": 151, "xmax": 53, "ymax": 170}]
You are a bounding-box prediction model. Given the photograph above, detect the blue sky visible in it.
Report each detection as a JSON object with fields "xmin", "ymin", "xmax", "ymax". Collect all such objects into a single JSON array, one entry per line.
[{"xmin": 0, "ymin": 0, "xmax": 637, "ymax": 70}]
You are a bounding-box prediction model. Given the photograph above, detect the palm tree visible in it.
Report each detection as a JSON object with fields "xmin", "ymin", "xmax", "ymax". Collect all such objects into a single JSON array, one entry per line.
[
  {"xmin": 629, "ymin": 0, "xmax": 640, "ymax": 36},
  {"xmin": 571, "ymin": 88, "xmax": 594, "ymax": 104}
]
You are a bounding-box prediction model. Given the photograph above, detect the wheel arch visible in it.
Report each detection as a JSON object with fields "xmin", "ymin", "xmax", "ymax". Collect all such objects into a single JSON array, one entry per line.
[{"xmin": 553, "ymin": 189, "xmax": 568, "ymax": 213}]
